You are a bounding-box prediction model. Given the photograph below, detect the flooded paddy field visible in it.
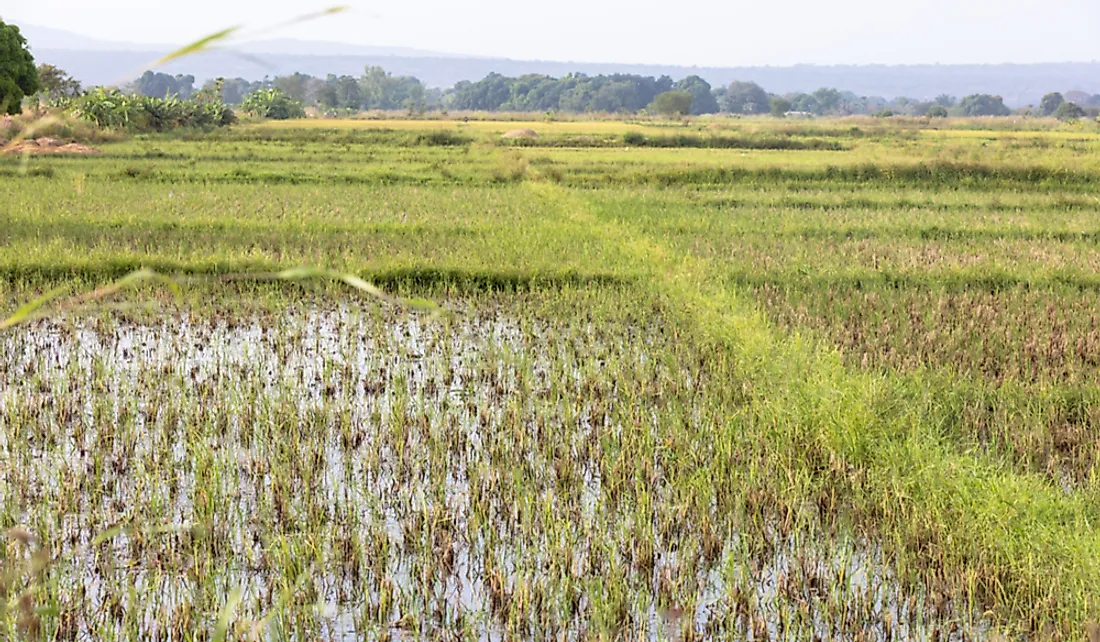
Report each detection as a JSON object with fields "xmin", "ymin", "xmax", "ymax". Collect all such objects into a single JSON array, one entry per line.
[
  {"xmin": 1, "ymin": 292, "xmax": 987, "ymax": 640},
  {"xmin": 6, "ymin": 117, "xmax": 1100, "ymax": 639}
]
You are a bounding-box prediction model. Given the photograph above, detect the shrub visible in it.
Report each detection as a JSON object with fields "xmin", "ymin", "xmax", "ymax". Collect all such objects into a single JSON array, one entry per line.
[
  {"xmin": 649, "ymin": 91, "xmax": 694, "ymax": 117},
  {"xmin": 240, "ymin": 88, "xmax": 306, "ymax": 120},
  {"xmin": 68, "ymin": 87, "xmax": 235, "ymax": 132},
  {"xmin": 1054, "ymin": 102, "xmax": 1086, "ymax": 121},
  {"xmin": 413, "ymin": 130, "xmax": 471, "ymax": 146}
]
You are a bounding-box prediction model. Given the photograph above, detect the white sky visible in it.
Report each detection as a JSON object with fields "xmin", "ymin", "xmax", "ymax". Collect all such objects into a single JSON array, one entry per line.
[{"xmin": 3, "ymin": 0, "xmax": 1100, "ymax": 66}]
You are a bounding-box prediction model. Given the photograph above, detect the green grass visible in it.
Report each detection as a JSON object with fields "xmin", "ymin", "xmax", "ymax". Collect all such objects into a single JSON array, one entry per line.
[{"xmin": 3, "ymin": 116, "xmax": 1100, "ymax": 639}]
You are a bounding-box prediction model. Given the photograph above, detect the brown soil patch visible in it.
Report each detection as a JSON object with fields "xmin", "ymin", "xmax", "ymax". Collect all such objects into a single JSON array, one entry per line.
[{"xmin": 2, "ymin": 138, "xmax": 102, "ymax": 156}]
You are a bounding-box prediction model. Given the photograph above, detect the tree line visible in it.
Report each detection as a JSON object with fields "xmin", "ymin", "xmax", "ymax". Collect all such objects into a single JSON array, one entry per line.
[
  {"xmin": 4, "ymin": 19, "xmax": 1100, "ymax": 122},
  {"xmin": 186, "ymin": 68, "xmax": 1100, "ymax": 120}
]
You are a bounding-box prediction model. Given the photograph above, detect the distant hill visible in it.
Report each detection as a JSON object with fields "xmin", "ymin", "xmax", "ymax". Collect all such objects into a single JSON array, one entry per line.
[
  {"xmin": 16, "ymin": 23, "xmax": 1100, "ymax": 107},
  {"xmin": 18, "ymin": 23, "xmax": 176, "ymax": 52},
  {"xmin": 18, "ymin": 23, "xmax": 467, "ymax": 61},
  {"xmin": 234, "ymin": 39, "xmax": 472, "ymax": 59}
]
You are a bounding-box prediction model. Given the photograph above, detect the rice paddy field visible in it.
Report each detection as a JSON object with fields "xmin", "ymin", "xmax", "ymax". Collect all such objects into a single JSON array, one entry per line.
[{"xmin": 3, "ymin": 117, "xmax": 1100, "ymax": 640}]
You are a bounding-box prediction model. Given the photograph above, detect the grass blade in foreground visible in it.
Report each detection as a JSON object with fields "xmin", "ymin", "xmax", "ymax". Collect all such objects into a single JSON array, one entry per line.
[{"xmin": 0, "ymin": 267, "xmax": 436, "ymax": 331}]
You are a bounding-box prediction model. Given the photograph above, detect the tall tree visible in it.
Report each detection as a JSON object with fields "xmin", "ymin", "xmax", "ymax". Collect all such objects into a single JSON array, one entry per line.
[
  {"xmin": 334, "ymin": 75, "xmax": 361, "ymax": 109},
  {"xmin": 811, "ymin": 87, "xmax": 843, "ymax": 114},
  {"xmin": 723, "ymin": 81, "xmax": 769, "ymax": 114},
  {"xmin": 673, "ymin": 76, "xmax": 719, "ymax": 115},
  {"xmin": 174, "ymin": 74, "xmax": 195, "ymax": 99},
  {"xmin": 206, "ymin": 77, "xmax": 269, "ymax": 106},
  {"xmin": 1039, "ymin": 92, "xmax": 1064, "ymax": 116},
  {"xmin": 789, "ymin": 93, "xmax": 821, "ymax": 115},
  {"xmin": 0, "ymin": 20, "xmax": 39, "ymax": 114},
  {"xmin": 316, "ymin": 76, "xmax": 340, "ymax": 110},
  {"xmin": 134, "ymin": 71, "xmax": 195, "ymax": 99},
  {"xmin": 448, "ymin": 71, "xmax": 512, "ymax": 111},
  {"xmin": 358, "ymin": 66, "xmax": 426, "ymax": 110},
  {"xmin": 769, "ymin": 96, "xmax": 792, "ymax": 118},
  {"xmin": 35, "ymin": 64, "xmax": 82, "ymax": 100},
  {"xmin": 934, "ymin": 94, "xmax": 957, "ymax": 108},
  {"xmin": 958, "ymin": 94, "xmax": 1012, "ymax": 117},
  {"xmin": 273, "ymin": 72, "xmax": 316, "ymax": 103}
]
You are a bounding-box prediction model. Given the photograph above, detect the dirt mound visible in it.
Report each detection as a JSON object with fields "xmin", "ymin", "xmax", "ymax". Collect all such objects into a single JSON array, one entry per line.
[
  {"xmin": 3, "ymin": 138, "xmax": 102, "ymax": 156},
  {"xmin": 501, "ymin": 128, "xmax": 538, "ymax": 139}
]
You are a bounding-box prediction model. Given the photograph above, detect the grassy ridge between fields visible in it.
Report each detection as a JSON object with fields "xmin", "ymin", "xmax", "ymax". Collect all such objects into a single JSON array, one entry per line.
[{"xmin": 526, "ymin": 181, "xmax": 1100, "ymax": 634}]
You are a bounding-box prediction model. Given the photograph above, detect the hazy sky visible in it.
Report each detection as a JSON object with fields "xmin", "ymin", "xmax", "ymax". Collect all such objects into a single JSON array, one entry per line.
[{"xmin": 3, "ymin": 0, "xmax": 1099, "ymax": 66}]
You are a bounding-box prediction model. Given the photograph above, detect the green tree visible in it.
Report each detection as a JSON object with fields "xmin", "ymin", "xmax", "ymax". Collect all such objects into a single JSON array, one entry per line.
[
  {"xmin": 335, "ymin": 75, "xmax": 362, "ymax": 109},
  {"xmin": 35, "ymin": 64, "xmax": 82, "ymax": 100},
  {"xmin": 449, "ymin": 72, "xmax": 515, "ymax": 111},
  {"xmin": 134, "ymin": 71, "xmax": 195, "ymax": 99},
  {"xmin": 205, "ymin": 77, "xmax": 268, "ymax": 106},
  {"xmin": 769, "ymin": 96, "xmax": 792, "ymax": 118},
  {"xmin": 1054, "ymin": 101, "xmax": 1086, "ymax": 121},
  {"xmin": 649, "ymin": 90, "xmax": 693, "ymax": 117},
  {"xmin": 590, "ymin": 79, "xmax": 646, "ymax": 113},
  {"xmin": 926, "ymin": 105, "xmax": 949, "ymax": 118},
  {"xmin": 316, "ymin": 77, "xmax": 340, "ymax": 110},
  {"xmin": 673, "ymin": 76, "xmax": 719, "ymax": 114},
  {"xmin": 958, "ymin": 94, "xmax": 1011, "ymax": 117},
  {"xmin": 360, "ymin": 66, "xmax": 390, "ymax": 108},
  {"xmin": 359, "ymin": 66, "xmax": 427, "ymax": 111},
  {"xmin": 317, "ymin": 74, "xmax": 362, "ymax": 111},
  {"xmin": 1039, "ymin": 92, "xmax": 1064, "ymax": 116},
  {"xmin": 403, "ymin": 81, "xmax": 426, "ymax": 112},
  {"xmin": 0, "ymin": 19, "xmax": 40, "ymax": 114},
  {"xmin": 273, "ymin": 72, "xmax": 317, "ymax": 103},
  {"xmin": 934, "ymin": 94, "xmax": 957, "ymax": 108},
  {"xmin": 443, "ymin": 71, "xmax": 713, "ymax": 114},
  {"xmin": 907, "ymin": 100, "xmax": 935, "ymax": 117},
  {"xmin": 789, "ymin": 93, "xmax": 821, "ymax": 115},
  {"xmin": 557, "ymin": 81, "xmax": 595, "ymax": 113},
  {"xmin": 723, "ymin": 81, "xmax": 769, "ymax": 114},
  {"xmin": 811, "ymin": 87, "xmax": 842, "ymax": 114}
]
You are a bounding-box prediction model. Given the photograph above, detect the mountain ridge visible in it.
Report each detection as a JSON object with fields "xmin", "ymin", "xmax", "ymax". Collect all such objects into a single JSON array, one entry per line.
[
  {"xmin": 15, "ymin": 22, "xmax": 465, "ymax": 59},
  {"xmin": 13, "ymin": 22, "xmax": 1100, "ymax": 107}
]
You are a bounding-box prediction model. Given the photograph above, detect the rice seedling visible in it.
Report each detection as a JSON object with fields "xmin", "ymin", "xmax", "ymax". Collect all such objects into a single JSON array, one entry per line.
[
  {"xmin": 0, "ymin": 291, "xmax": 997, "ymax": 640},
  {"xmin": 4, "ymin": 115, "xmax": 1100, "ymax": 639}
]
